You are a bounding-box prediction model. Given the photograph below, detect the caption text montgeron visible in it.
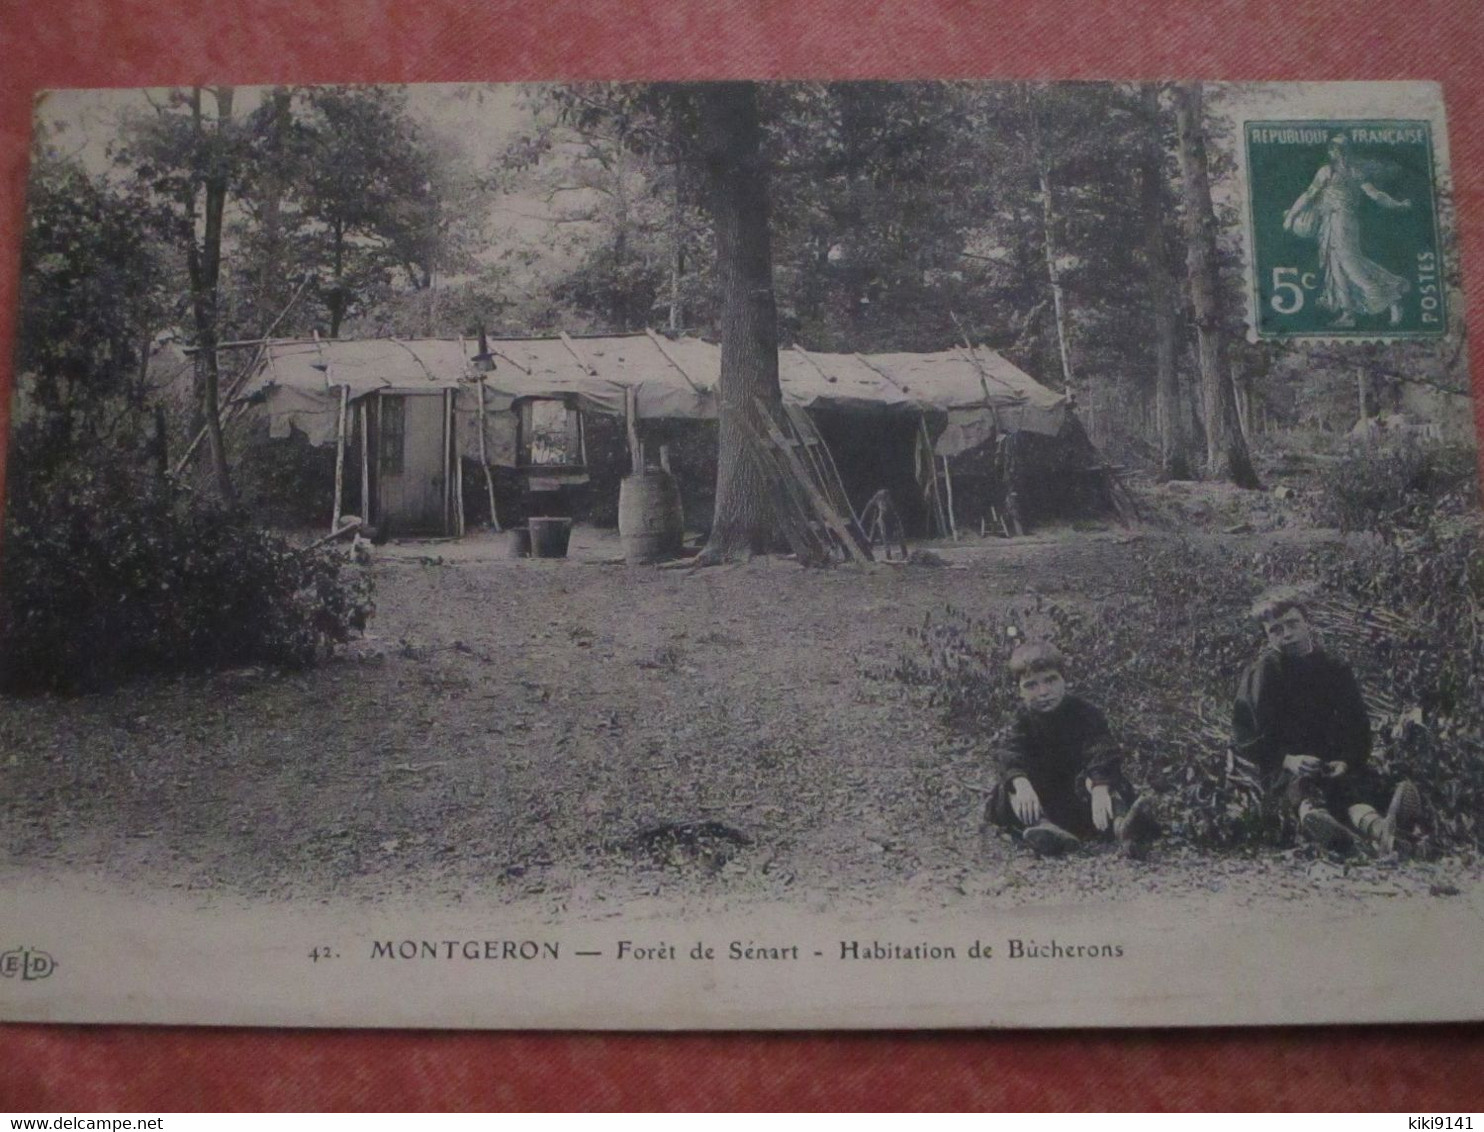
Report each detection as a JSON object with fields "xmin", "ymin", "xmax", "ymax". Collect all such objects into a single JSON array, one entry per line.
[{"xmin": 366, "ymin": 937, "xmax": 1126, "ymax": 962}]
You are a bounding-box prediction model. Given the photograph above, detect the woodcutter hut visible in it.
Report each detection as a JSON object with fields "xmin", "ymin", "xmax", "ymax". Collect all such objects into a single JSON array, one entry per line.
[{"xmin": 236, "ymin": 333, "xmax": 1117, "ymax": 538}]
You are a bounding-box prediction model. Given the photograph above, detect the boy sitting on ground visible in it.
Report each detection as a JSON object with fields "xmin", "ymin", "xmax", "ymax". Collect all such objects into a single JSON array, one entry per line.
[
  {"xmin": 1232, "ymin": 587, "xmax": 1420, "ymax": 854},
  {"xmin": 983, "ymin": 642, "xmax": 1159, "ymax": 857}
]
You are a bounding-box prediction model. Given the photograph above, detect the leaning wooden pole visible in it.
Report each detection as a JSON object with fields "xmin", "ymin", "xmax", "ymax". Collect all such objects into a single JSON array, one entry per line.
[
  {"xmin": 919, "ymin": 414, "xmax": 947, "ymax": 537},
  {"xmin": 942, "ymin": 456, "xmax": 959, "ymax": 541},
  {"xmin": 476, "ymin": 382, "xmax": 501, "ymax": 531},
  {"xmin": 171, "ymin": 275, "xmax": 312, "ymax": 480},
  {"xmin": 331, "ymin": 384, "xmax": 349, "ymax": 532}
]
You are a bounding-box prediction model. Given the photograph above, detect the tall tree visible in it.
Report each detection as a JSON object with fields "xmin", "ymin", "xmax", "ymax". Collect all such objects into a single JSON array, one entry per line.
[
  {"xmin": 240, "ymin": 87, "xmax": 481, "ymax": 337},
  {"xmin": 1173, "ymin": 82, "xmax": 1261, "ymax": 489},
  {"xmin": 188, "ymin": 87, "xmax": 238, "ymax": 506},
  {"xmin": 694, "ymin": 82, "xmax": 784, "ymax": 563},
  {"xmin": 16, "ymin": 147, "xmax": 170, "ymax": 452},
  {"xmin": 765, "ymin": 81, "xmax": 972, "ymax": 352},
  {"xmin": 1138, "ymin": 86, "xmax": 1194, "ymax": 480},
  {"xmin": 120, "ymin": 86, "xmax": 243, "ymax": 504},
  {"xmin": 953, "ymin": 82, "xmax": 1169, "ymax": 450},
  {"xmin": 502, "ymin": 85, "xmax": 714, "ymax": 335},
  {"xmin": 1021, "ymin": 85, "xmax": 1077, "ymax": 398},
  {"xmin": 232, "ymin": 87, "xmax": 297, "ymax": 336}
]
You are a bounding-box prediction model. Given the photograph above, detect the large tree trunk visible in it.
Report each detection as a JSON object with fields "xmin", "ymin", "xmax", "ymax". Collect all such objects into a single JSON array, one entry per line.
[
  {"xmin": 186, "ymin": 86, "xmax": 238, "ymax": 508},
  {"xmin": 1139, "ymin": 88, "xmax": 1193, "ymax": 481},
  {"xmin": 696, "ymin": 82, "xmax": 783, "ymax": 562},
  {"xmin": 1173, "ymin": 82, "xmax": 1261, "ymax": 489}
]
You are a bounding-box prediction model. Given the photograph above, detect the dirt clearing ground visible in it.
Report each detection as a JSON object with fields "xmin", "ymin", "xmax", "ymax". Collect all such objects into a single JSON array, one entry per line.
[{"xmin": 2, "ymin": 526, "xmax": 1477, "ymax": 923}]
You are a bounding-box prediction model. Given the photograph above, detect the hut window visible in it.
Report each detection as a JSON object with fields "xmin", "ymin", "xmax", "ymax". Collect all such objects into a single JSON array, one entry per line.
[
  {"xmin": 521, "ymin": 398, "xmax": 581, "ymax": 467},
  {"xmin": 379, "ymin": 396, "xmax": 405, "ymax": 475}
]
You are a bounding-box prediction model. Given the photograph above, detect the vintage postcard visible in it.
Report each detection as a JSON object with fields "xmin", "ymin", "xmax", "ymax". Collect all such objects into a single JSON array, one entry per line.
[{"xmin": 0, "ymin": 80, "xmax": 1479, "ymax": 1029}]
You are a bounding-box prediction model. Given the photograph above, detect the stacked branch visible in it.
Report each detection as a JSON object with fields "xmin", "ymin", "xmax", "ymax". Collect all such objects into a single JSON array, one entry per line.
[{"xmin": 733, "ymin": 397, "xmax": 873, "ymax": 567}]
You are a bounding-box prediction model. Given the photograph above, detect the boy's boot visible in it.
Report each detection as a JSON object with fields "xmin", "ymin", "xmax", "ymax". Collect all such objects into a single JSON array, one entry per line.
[
  {"xmin": 1300, "ymin": 803, "xmax": 1358, "ymax": 854},
  {"xmin": 1354, "ymin": 781, "xmax": 1422, "ymax": 855},
  {"xmin": 1114, "ymin": 796, "xmax": 1160, "ymax": 858},
  {"xmin": 1022, "ymin": 820, "xmax": 1081, "ymax": 857}
]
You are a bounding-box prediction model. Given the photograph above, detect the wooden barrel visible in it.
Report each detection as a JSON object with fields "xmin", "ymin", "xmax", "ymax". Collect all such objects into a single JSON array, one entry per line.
[{"xmin": 618, "ymin": 471, "xmax": 684, "ymax": 564}]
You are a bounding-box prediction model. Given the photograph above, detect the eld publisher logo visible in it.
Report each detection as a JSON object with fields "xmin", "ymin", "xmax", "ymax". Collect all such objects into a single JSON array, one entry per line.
[{"xmin": 1, "ymin": 947, "xmax": 57, "ymax": 981}]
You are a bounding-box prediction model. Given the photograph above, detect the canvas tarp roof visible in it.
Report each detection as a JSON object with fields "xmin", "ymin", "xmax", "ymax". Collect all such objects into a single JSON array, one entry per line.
[{"xmin": 241, "ymin": 334, "xmax": 1069, "ymax": 462}]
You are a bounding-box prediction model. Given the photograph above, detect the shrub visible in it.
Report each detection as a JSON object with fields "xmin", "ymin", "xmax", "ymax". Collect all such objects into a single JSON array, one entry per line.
[
  {"xmin": 887, "ymin": 541, "xmax": 1265, "ymax": 847},
  {"xmin": 886, "ymin": 523, "xmax": 1484, "ymax": 850},
  {"xmin": 1314, "ymin": 439, "xmax": 1478, "ymax": 534},
  {"xmin": 1259, "ymin": 521, "xmax": 1484, "ymax": 847},
  {"xmin": 0, "ymin": 451, "xmax": 373, "ymax": 693},
  {"xmin": 233, "ymin": 421, "xmax": 339, "ymax": 529}
]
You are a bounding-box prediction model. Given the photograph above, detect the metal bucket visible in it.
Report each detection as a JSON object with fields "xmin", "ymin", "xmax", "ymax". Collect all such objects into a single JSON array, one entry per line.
[
  {"xmin": 528, "ymin": 516, "xmax": 573, "ymax": 559},
  {"xmin": 506, "ymin": 528, "xmax": 532, "ymax": 558}
]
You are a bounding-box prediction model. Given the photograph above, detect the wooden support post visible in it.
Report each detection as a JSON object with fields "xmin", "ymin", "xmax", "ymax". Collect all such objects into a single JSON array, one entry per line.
[
  {"xmin": 659, "ymin": 444, "xmax": 672, "ymax": 474},
  {"xmin": 443, "ymin": 390, "xmax": 456, "ymax": 535},
  {"xmin": 476, "ymin": 381, "xmax": 501, "ymax": 531},
  {"xmin": 942, "ymin": 456, "xmax": 959, "ymax": 541},
  {"xmin": 359, "ymin": 399, "xmax": 370, "ymax": 522},
  {"xmin": 624, "ymin": 385, "xmax": 642, "ymax": 474},
  {"xmin": 453, "ymin": 432, "xmax": 465, "ymax": 537},
  {"xmin": 331, "ymin": 384, "xmax": 349, "ymax": 533}
]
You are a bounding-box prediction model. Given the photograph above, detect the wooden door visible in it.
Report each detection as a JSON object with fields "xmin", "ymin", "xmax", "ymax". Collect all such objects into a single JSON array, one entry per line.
[{"xmin": 376, "ymin": 392, "xmax": 449, "ymax": 535}]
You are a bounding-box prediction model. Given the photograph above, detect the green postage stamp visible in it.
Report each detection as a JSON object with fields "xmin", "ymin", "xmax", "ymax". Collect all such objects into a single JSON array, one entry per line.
[{"xmin": 1246, "ymin": 120, "xmax": 1445, "ymax": 339}]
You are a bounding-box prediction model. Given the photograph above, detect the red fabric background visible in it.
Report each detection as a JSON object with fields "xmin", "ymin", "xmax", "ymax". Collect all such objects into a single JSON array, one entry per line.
[{"xmin": 1, "ymin": 0, "xmax": 1483, "ymax": 1111}]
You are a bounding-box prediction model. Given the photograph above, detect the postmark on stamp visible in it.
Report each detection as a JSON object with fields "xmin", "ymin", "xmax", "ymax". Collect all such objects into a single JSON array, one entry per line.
[{"xmin": 1245, "ymin": 120, "xmax": 1445, "ymax": 339}]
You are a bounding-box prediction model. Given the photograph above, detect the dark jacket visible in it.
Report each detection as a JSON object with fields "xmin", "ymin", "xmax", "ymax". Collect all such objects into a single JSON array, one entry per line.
[
  {"xmin": 1232, "ymin": 646, "xmax": 1372, "ymax": 787},
  {"xmin": 989, "ymin": 695, "xmax": 1127, "ymax": 832}
]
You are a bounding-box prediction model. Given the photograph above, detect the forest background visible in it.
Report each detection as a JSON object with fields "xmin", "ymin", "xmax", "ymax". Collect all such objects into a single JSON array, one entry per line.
[
  {"xmin": 17, "ymin": 80, "xmax": 1469, "ymax": 507},
  {"xmin": 3, "ymin": 81, "xmax": 1480, "ymax": 832}
]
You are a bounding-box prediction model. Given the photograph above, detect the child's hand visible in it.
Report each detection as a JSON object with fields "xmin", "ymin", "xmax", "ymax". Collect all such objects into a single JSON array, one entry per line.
[
  {"xmin": 1283, "ymin": 754, "xmax": 1324, "ymax": 778},
  {"xmin": 1010, "ymin": 778, "xmax": 1042, "ymax": 825},
  {"xmin": 1325, "ymin": 761, "xmax": 1348, "ymax": 778},
  {"xmin": 1090, "ymin": 785, "xmax": 1114, "ymax": 833}
]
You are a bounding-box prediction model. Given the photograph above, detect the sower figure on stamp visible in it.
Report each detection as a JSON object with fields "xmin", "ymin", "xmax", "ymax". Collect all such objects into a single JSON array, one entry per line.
[
  {"xmin": 982, "ymin": 642, "xmax": 1160, "ymax": 858},
  {"xmin": 1232, "ymin": 587, "xmax": 1421, "ymax": 854},
  {"xmin": 1282, "ymin": 133, "xmax": 1413, "ymax": 329}
]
